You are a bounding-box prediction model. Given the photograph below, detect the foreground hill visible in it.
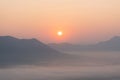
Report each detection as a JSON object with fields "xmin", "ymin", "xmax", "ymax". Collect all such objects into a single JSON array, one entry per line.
[
  {"xmin": 49, "ymin": 36, "xmax": 120, "ymax": 52},
  {"xmin": 0, "ymin": 36, "xmax": 67, "ymax": 67}
]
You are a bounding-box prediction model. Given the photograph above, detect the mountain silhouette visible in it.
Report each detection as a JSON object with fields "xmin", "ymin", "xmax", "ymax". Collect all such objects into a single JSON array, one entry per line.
[
  {"xmin": 49, "ymin": 36, "xmax": 120, "ymax": 51},
  {"xmin": 0, "ymin": 36, "xmax": 66, "ymax": 67}
]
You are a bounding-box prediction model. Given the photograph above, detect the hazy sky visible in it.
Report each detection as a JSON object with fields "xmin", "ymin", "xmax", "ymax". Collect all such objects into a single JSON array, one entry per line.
[{"xmin": 0, "ymin": 0, "xmax": 120, "ymax": 44}]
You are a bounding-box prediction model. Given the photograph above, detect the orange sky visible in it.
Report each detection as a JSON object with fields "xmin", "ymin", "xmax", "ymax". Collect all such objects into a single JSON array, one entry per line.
[{"xmin": 0, "ymin": 0, "xmax": 120, "ymax": 44}]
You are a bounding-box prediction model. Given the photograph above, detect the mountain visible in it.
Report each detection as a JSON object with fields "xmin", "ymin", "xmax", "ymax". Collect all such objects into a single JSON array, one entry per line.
[
  {"xmin": 0, "ymin": 36, "xmax": 66, "ymax": 67},
  {"xmin": 49, "ymin": 36, "xmax": 120, "ymax": 52}
]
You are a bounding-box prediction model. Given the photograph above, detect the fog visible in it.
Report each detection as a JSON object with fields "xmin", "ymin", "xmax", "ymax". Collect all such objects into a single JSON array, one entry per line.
[{"xmin": 0, "ymin": 51, "xmax": 120, "ymax": 80}]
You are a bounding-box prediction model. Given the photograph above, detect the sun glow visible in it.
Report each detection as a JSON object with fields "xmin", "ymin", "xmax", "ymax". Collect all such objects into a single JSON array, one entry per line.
[{"xmin": 57, "ymin": 31, "xmax": 63, "ymax": 36}]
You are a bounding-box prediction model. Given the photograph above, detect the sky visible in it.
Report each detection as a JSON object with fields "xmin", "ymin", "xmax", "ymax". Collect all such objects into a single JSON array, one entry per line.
[{"xmin": 0, "ymin": 0, "xmax": 120, "ymax": 44}]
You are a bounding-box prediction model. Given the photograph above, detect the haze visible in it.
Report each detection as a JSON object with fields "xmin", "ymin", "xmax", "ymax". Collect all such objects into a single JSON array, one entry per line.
[
  {"xmin": 0, "ymin": 0, "xmax": 120, "ymax": 44},
  {"xmin": 0, "ymin": 51, "xmax": 120, "ymax": 80}
]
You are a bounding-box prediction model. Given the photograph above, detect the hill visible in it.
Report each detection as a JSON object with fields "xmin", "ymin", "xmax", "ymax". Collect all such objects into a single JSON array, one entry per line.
[
  {"xmin": 0, "ymin": 36, "xmax": 66, "ymax": 67},
  {"xmin": 49, "ymin": 36, "xmax": 120, "ymax": 52}
]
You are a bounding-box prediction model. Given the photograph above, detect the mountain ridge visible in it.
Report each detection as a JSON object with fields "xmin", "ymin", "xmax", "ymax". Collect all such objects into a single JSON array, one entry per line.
[
  {"xmin": 49, "ymin": 36, "xmax": 120, "ymax": 51},
  {"xmin": 0, "ymin": 36, "xmax": 67, "ymax": 67}
]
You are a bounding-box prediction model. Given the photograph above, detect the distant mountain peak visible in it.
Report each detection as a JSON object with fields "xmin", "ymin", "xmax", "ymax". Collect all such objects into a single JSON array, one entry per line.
[
  {"xmin": 0, "ymin": 36, "xmax": 18, "ymax": 39},
  {"xmin": 49, "ymin": 36, "xmax": 120, "ymax": 51},
  {"xmin": 110, "ymin": 36, "xmax": 120, "ymax": 40},
  {"xmin": 49, "ymin": 42, "xmax": 73, "ymax": 46}
]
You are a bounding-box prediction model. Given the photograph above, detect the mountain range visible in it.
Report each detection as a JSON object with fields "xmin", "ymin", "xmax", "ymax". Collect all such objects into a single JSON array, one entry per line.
[
  {"xmin": 1, "ymin": 35, "xmax": 120, "ymax": 67},
  {"xmin": 49, "ymin": 36, "xmax": 120, "ymax": 52},
  {"xmin": 0, "ymin": 36, "xmax": 66, "ymax": 67}
]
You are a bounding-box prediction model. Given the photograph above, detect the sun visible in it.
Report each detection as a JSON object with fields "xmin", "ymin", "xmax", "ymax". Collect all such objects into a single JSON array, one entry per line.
[{"xmin": 57, "ymin": 31, "xmax": 63, "ymax": 36}]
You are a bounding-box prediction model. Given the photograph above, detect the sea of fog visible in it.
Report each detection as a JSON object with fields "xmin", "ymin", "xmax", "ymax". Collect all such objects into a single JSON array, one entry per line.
[{"xmin": 0, "ymin": 51, "xmax": 120, "ymax": 80}]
